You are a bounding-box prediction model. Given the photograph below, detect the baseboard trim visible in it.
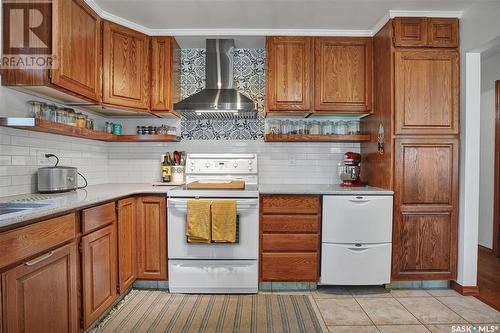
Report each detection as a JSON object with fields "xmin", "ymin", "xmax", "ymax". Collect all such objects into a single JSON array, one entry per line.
[
  {"xmin": 450, "ymin": 281, "xmax": 480, "ymax": 296},
  {"xmin": 478, "ymin": 244, "xmax": 494, "ymax": 255}
]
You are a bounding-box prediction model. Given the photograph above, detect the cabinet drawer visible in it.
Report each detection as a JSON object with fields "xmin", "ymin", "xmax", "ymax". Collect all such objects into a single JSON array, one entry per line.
[
  {"xmin": 261, "ymin": 252, "xmax": 318, "ymax": 281},
  {"xmin": 320, "ymin": 243, "xmax": 391, "ymax": 285},
  {"xmin": 262, "ymin": 234, "xmax": 319, "ymax": 252},
  {"xmin": 82, "ymin": 202, "xmax": 116, "ymax": 234},
  {"xmin": 0, "ymin": 213, "xmax": 76, "ymax": 269},
  {"xmin": 261, "ymin": 195, "xmax": 320, "ymax": 214},
  {"xmin": 261, "ymin": 214, "xmax": 320, "ymax": 233},
  {"xmin": 322, "ymin": 195, "xmax": 393, "ymax": 243}
]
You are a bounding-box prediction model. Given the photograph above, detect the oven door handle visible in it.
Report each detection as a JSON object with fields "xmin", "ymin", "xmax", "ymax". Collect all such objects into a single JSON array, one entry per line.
[{"xmin": 167, "ymin": 198, "xmax": 259, "ymax": 211}]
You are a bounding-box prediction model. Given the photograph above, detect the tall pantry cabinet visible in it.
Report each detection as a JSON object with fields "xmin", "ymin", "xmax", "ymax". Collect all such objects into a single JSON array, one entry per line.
[{"xmin": 361, "ymin": 17, "xmax": 460, "ymax": 281}]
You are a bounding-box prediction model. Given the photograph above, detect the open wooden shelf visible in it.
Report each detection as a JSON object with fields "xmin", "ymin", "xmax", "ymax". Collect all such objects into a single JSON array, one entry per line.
[
  {"xmin": 264, "ymin": 133, "xmax": 371, "ymax": 142},
  {"xmin": 0, "ymin": 118, "xmax": 180, "ymax": 142}
]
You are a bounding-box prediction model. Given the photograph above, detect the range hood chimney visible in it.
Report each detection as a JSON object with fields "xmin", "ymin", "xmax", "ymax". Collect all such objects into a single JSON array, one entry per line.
[{"xmin": 174, "ymin": 39, "xmax": 257, "ymax": 120}]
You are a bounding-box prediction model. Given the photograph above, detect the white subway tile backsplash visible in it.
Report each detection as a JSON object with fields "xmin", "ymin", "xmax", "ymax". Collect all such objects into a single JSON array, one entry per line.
[{"xmin": 0, "ymin": 127, "xmax": 359, "ymax": 196}]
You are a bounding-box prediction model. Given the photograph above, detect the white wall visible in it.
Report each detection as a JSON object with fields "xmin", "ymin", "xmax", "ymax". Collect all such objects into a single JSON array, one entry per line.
[
  {"xmin": 458, "ymin": 0, "xmax": 500, "ymax": 286},
  {"xmin": 478, "ymin": 51, "xmax": 500, "ymax": 249},
  {"xmin": 0, "ymin": 125, "xmax": 358, "ymax": 197}
]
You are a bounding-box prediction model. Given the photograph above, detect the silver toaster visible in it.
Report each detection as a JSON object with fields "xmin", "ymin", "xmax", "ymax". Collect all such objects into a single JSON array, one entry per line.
[{"xmin": 37, "ymin": 166, "xmax": 78, "ymax": 193}]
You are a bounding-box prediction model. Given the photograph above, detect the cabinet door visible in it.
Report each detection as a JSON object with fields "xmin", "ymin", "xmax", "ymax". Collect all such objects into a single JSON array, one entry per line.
[
  {"xmin": 2, "ymin": 242, "xmax": 78, "ymax": 333},
  {"xmin": 51, "ymin": 0, "xmax": 101, "ymax": 101},
  {"xmin": 393, "ymin": 17, "xmax": 428, "ymax": 47},
  {"xmin": 266, "ymin": 37, "xmax": 313, "ymax": 112},
  {"xmin": 395, "ymin": 49, "xmax": 459, "ymax": 135},
  {"xmin": 392, "ymin": 138, "xmax": 459, "ymax": 280},
  {"xmin": 314, "ymin": 37, "xmax": 372, "ymax": 113},
  {"xmin": 150, "ymin": 37, "xmax": 180, "ymax": 112},
  {"xmin": 102, "ymin": 21, "xmax": 150, "ymax": 110},
  {"xmin": 428, "ymin": 18, "xmax": 459, "ymax": 48},
  {"xmin": 117, "ymin": 198, "xmax": 136, "ymax": 293},
  {"xmin": 82, "ymin": 224, "xmax": 117, "ymax": 329},
  {"xmin": 136, "ymin": 196, "xmax": 167, "ymax": 280}
]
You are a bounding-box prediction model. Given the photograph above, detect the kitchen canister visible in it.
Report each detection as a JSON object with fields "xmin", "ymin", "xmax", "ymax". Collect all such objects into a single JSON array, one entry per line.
[
  {"xmin": 112, "ymin": 123, "xmax": 122, "ymax": 135},
  {"xmin": 171, "ymin": 166, "xmax": 185, "ymax": 184}
]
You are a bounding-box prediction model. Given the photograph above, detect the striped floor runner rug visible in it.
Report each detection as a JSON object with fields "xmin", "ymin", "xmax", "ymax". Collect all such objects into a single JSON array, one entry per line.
[{"xmin": 91, "ymin": 289, "xmax": 325, "ymax": 333}]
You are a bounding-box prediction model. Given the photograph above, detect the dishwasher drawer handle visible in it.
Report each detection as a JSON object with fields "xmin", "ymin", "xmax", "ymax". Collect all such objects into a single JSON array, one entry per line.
[
  {"xmin": 24, "ymin": 251, "xmax": 54, "ymax": 266},
  {"xmin": 348, "ymin": 198, "xmax": 370, "ymax": 203}
]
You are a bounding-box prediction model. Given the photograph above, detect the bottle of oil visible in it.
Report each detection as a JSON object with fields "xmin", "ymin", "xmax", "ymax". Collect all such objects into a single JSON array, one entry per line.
[{"xmin": 162, "ymin": 154, "xmax": 171, "ymax": 183}]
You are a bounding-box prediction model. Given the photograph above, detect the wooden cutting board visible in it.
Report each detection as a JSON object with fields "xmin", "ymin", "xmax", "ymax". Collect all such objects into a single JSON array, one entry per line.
[{"xmin": 186, "ymin": 180, "xmax": 245, "ymax": 190}]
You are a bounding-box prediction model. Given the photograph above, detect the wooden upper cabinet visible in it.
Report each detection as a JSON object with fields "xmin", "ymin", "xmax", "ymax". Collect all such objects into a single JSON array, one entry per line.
[
  {"xmin": 393, "ymin": 17, "xmax": 428, "ymax": 47},
  {"xmin": 393, "ymin": 17, "xmax": 459, "ymax": 48},
  {"xmin": 314, "ymin": 37, "xmax": 372, "ymax": 113},
  {"xmin": 51, "ymin": 0, "xmax": 101, "ymax": 102},
  {"xmin": 2, "ymin": 242, "xmax": 79, "ymax": 333},
  {"xmin": 81, "ymin": 224, "xmax": 118, "ymax": 329},
  {"xmin": 428, "ymin": 18, "xmax": 459, "ymax": 48},
  {"xmin": 1, "ymin": 0, "xmax": 101, "ymax": 104},
  {"xmin": 102, "ymin": 21, "xmax": 150, "ymax": 110},
  {"xmin": 394, "ymin": 49, "xmax": 459, "ymax": 135},
  {"xmin": 150, "ymin": 37, "xmax": 181, "ymax": 112},
  {"xmin": 117, "ymin": 197, "xmax": 137, "ymax": 293},
  {"xmin": 266, "ymin": 37, "xmax": 313, "ymax": 112},
  {"xmin": 136, "ymin": 196, "xmax": 167, "ymax": 280}
]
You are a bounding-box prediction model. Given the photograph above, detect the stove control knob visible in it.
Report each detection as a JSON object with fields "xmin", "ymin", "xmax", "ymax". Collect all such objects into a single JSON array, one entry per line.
[
  {"xmin": 248, "ymin": 160, "xmax": 253, "ymax": 165},
  {"xmin": 205, "ymin": 162, "xmax": 210, "ymax": 168},
  {"xmin": 248, "ymin": 166, "xmax": 253, "ymax": 171},
  {"xmin": 233, "ymin": 162, "xmax": 238, "ymax": 168},
  {"xmin": 190, "ymin": 167, "xmax": 195, "ymax": 171}
]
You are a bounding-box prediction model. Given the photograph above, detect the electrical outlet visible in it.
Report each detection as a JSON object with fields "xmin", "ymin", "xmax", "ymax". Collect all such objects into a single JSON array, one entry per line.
[{"xmin": 37, "ymin": 152, "xmax": 50, "ymax": 166}]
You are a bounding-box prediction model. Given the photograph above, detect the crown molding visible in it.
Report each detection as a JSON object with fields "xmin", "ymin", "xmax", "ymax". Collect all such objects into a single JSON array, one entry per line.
[
  {"xmin": 84, "ymin": 0, "xmax": 463, "ymax": 38},
  {"xmin": 147, "ymin": 29, "xmax": 373, "ymax": 37},
  {"xmin": 389, "ymin": 10, "xmax": 463, "ymax": 19},
  {"xmin": 370, "ymin": 13, "xmax": 391, "ymax": 35}
]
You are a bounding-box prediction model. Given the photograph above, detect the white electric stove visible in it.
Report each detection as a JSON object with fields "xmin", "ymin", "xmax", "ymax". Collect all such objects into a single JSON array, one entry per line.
[{"xmin": 167, "ymin": 153, "xmax": 259, "ymax": 294}]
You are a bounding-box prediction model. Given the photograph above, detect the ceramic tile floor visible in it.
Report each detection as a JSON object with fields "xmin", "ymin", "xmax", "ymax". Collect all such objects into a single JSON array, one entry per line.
[{"xmin": 281, "ymin": 286, "xmax": 500, "ymax": 333}]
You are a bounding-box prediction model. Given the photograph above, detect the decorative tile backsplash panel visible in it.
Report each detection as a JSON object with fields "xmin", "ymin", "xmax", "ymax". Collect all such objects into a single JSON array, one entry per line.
[{"xmin": 180, "ymin": 48, "xmax": 265, "ymax": 140}]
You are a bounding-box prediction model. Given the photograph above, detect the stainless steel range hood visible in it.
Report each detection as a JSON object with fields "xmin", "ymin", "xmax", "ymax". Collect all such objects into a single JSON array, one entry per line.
[{"xmin": 174, "ymin": 39, "xmax": 257, "ymax": 120}]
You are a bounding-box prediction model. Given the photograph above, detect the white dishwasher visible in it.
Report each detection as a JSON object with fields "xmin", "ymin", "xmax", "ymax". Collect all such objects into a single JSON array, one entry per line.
[{"xmin": 321, "ymin": 195, "xmax": 393, "ymax": 285}]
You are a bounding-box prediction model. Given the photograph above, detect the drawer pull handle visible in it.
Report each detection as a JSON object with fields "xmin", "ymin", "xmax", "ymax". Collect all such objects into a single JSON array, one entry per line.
[
  {"xmin": 24, "ymin": 251, "xmax": 54, "ymax": 266},
  {"xmin": 348, "ymin": 199, "xmax": 370, "ymax": 203},
  {"xmin": 348, "ymin": 247, "xmax": 368, "ymax": 252}
]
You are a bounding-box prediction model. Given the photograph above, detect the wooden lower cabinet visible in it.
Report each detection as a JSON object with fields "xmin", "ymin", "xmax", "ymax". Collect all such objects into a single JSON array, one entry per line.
[
  {"xmin": 393, "ymin": 210, "xmax": 456, "ymax": 280},
  {"xmin": 392, "ymin": 137, "xmax": 459, "ymax": 280},
  {"xmin": 2, "ymin": 242, "xmax": 79, "ymax": 333},
  {"xmin": 81, "ymin": 224, "xmax": 118, "ymax": 329},
  {"xmin": 260, "ymin": 195, "xmax": 321, "ymax": 282},
  {"xmin": 117, "ymin": 198, "xmax": 137, "ymax": 293},
  {"xmin": 136, "ymin": 196, "xmax": 167, "ymax": 280}
]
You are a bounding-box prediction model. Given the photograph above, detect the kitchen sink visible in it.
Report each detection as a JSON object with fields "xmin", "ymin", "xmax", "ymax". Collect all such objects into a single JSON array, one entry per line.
[{"xmin": 0, "ymin": 202, "xmax": 52, "ymax": 216}]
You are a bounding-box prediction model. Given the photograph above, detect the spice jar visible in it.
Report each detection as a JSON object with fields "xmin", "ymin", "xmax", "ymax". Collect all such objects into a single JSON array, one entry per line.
[
  {"xmin": 75, "ymin": 113, "xmax": 86, "ymax": 128},
  {"xmin": 105, "ymin": 122, "xmax": 113, "ymax": 133},
  {"xmin": 86, "ymin": 118, "xmax": 94, "ymax": 130},
  {"xmin": 65, "ymin": 108, "xmax": 76, "ymax": 126}
]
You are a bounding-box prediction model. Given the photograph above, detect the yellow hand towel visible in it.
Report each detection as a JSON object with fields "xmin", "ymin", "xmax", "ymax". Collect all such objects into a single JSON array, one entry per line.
[
  {"xmin": 211, "ymin": 200, "xmax": 237, "ymax": 243},
  {"xmin": 186, "ymin": 200, "xmax": 212, "ymax": 243}
]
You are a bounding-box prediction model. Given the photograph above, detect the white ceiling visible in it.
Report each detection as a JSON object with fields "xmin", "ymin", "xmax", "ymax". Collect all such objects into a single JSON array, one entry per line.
[{"xmin": 88, "ymin": 0, "xmax": 479, "ymax": 48}]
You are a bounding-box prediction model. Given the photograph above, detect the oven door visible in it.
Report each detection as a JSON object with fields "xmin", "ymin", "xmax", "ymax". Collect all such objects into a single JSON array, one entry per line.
[{"xmin": 167, "ymin": 198, "xmax": 259, "ymax": 260}]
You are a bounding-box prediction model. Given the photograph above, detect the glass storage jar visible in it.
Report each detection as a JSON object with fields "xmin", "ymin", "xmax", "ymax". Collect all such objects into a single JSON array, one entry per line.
[
  {"xmin": 347, "ymin": 120, "xmax": 360, "ymax": 134},
  {"xmin": 268, "ymin": 119, "xmax": 281, "ymax": 135}
]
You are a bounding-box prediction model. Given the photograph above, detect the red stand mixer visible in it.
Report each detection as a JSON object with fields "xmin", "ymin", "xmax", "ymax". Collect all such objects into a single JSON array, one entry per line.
[{"xmin": 338, "ymin": 152, "xmax": 363, "ymax": 187}]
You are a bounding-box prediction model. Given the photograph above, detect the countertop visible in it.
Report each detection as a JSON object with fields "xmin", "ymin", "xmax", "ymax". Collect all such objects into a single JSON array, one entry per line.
[
  {"xmin": 258, "ymin": 184, "xmax": 394, "ymax": 195},
  {"xmin": 0, "ymin": 183, "xmax": 392, "ymax": 231},
  {"xmin": 0, "ymin": 183, "xmax": 176, "ymax": 231}
]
